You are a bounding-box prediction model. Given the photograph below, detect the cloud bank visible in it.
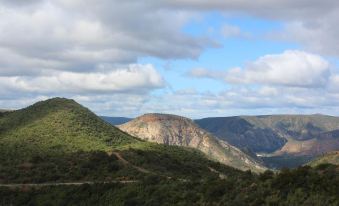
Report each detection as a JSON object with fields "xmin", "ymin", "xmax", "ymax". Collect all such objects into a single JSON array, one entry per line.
[{"xmin": 1, "ymin": 0, "xmax": 339, "ymax": 117}]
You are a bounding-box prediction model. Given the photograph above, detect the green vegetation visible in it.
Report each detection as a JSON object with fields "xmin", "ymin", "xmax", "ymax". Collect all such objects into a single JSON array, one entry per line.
[
  {"xmin": 0, "ymin": 98, "xmax": 239, "ymax": 183},
  {"xmin": 1, "ymin": 164, "xmax": 338, "ymax": 206},
  {"xmin": 0, "ymin": 98, "xmax": 136, "ymax": 163},
  {"xmin": 0, "ymin": 98, "xmax": 338, "ymax": 205}
]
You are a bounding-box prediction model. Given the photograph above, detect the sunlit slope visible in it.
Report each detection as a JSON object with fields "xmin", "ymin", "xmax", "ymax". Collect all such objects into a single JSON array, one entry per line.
[{"xmin": 119, "ymin": 113, "xmax": 266, "ymax": 172}]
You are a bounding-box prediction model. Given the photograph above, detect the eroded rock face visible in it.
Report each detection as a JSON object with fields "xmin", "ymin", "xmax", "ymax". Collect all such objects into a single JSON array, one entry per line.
[{"xmin": 119, "ymin": 113, "xmax": 266, "ymax": 172}]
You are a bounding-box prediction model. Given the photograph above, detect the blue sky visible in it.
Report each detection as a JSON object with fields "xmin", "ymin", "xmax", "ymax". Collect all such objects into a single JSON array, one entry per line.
[
  {"xmin": 1, "ymin": 1, "xmax": 339, "ymax": 118},
  {"xmin": 140, "ymin": 13, "xmax": 300, "ymax": 93}
]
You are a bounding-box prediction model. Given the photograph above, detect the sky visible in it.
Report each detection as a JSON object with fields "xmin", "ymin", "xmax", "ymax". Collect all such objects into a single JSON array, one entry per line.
[{"xmin": 1, "ymin": 0, "xmax": 339, "ymax": 118}]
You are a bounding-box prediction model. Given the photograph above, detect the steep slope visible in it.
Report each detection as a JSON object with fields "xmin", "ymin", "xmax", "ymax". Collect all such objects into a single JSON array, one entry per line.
[
  {"xmin": 196, "ymin": 115, "xmax": 339, "ymax": 156},
  {"xmin": 118, "ymin": 113, "xmax": 266, "ymax": 172},
  {"xmin": 100, "ymin": 116, "xmax": 132, "ymax": 125},
  {"xmin": 243, "ymin": 114, "xmax": 339, "ymax": 140},
  {"xmin": 195, "ymin": 117, "xmax": 286, "ymax": 153},
  {"xmin": 307, "ymin": 151, "xmax": 339, "ymax": 166}
]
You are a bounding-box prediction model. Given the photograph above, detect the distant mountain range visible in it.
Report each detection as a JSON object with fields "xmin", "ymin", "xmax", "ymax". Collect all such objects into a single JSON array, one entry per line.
[
  {"xmin": 196, "ymin": 115, "xmax": 339, "ymax": 155},
  {"xmin": 103, "ymin": 114, "xmax": 339, "ymax": 168},
  {"xmin": 118, "ymin": 113, "xmax": 266, "ymax": 172},
  {"xmin": 100, "ymin": 116, "xmax": 132, "ymax": 125}
]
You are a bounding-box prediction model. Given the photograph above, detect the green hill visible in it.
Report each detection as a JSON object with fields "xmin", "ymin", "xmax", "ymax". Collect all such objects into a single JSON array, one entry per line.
[{"xmin": 0, "ymin": 98, "xmax": 137, "ymax": 161}]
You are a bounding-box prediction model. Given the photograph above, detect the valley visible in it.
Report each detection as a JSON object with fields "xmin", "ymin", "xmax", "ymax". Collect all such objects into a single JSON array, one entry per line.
[{"xmin": 195, "ymin": 115, "xmax": 339, "ymax": 168}]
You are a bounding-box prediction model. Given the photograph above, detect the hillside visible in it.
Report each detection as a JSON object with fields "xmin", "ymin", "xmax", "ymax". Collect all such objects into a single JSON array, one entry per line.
[
  {"xmin": 100, "ymin": 116, "xmax": 132, "ymax": 125},
  {"xmin": 0, "ymin": 98, "xmax": 250, "ymax": 184},
  {"xmin": 0, "ymin": 98, "xmax": 137, "ymax": 160},
  {"xmin": 308, "ymin": 151, "xmax": 339, "ymax": 166},
  {"xmin": 196, "ymin": 115, "xmax": 339, "ymax": 156},
  {"xmin": 195, "ymin": 117, "xmax": 286, "ymax": 153},
  {"xmin": 2, "ymin": 162, "xmax": 338, "ymax": 206},
  {"xmin": 118, "ymin": 114, "xmax": 266, "ymax": 172},
  {"xmin": 0, "ymin": 98, "xmax": 338, "ymax": 205}
]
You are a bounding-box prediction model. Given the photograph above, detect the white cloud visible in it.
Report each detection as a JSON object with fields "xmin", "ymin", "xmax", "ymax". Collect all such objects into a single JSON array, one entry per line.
[
  {"xmin": 0, "ymin": 0, "xmax": 215, "ymax": 76},
  {"xmin": 1, "ymin": 0, "xmax": 339, "ymax": 117},
  {"xmin": 278, "ymin": 13, "xmax": 339, "ymax": 57},
  {"xmin": 136, "ymin": 86, "xmax": 339, "ymax": 118},
  {"xmin": 160, "ymin": 0, "xmax": 339, "ymax": 57},
  {"xmin": 189, "ymin": 50, "xmax": 331, "ymax": 88},
  {"xmin": 0, "ymin": 64, "xmax": 164, "ymax": 94}
]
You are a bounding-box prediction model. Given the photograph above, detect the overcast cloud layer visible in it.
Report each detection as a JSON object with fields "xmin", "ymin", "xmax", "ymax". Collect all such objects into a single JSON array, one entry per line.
[{"xmin": 1, "ymin": 0, "xmax": 339, "ymax": 117}]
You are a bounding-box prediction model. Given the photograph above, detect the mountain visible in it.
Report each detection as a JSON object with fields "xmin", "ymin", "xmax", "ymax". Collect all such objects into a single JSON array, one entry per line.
[
  {"xmin": 307, "ymin": 151, "xmax": 339, "ymax": 166},
  {"xmin": 275, "ymin": 129, "xmax": 339, "ymax": 156},
  {"xmin": 195, "ymin": 117, "xmax": 286, "ymax": 153},
  {"xmin": 100, "ymin": 116, "xmax": 132, "ymax": 125},
  {"xmin": 196, "ymin": 115, "xmax": 339, "ymax": 156},
  {"xmin": 0, "ymin": 97, "xmax": 249, "ymax": 184},
  {"xmin": 1, "ymin": 98, "xmax": 338, "ymax": 205},
  {"xmin": 118, "ymin": 113, "xmax": 266, "ymax": 172}
]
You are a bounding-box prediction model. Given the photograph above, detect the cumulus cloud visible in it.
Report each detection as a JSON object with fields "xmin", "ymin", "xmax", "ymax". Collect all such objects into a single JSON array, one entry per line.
[
  {"xmin": 159, "ymin": 0, "xmax": 339, "ymax": 57},
  {"xmin": 124, "ymin": 86, "xmax": 339, "ymax": 119},
  {"xmin": 0, "ymin": 0, "xmax": 215, "ymax": 76},
  {"xmin": 1, "ymin": 0, "xmax": 339, "ymax": 117},
  {"xmin": 0, "ymin": 64, "xmax": 164, "ymax": 94},
  {"xmin": 278, "ymin": 13, "xmax": 339, "ymax": 57},
  {"xmin": 188, "ymin": 50, "xmax": 331, "ymax": 88}
]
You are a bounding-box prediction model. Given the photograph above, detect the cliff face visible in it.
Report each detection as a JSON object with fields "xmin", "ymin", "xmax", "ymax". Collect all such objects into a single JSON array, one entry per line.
[{"xmin": 118, "ymin": 113, "xmax": 266, "ymax": 172}]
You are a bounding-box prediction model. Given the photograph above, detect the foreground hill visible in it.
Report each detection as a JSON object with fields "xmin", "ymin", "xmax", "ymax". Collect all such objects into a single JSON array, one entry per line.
[
  {"xmin": 0, "ymin": 98, "xmax": 137, "ymax": 161},
  {"xmin": 2, "ymin": 163, "xmax": 338, "ymax": 206},
  {"xmin": 118, "ymin": 114, "xmax": 265, "ymax": 172},
  {"xmin": 196, "ymin": 115, "xmax": 339, "ymax": 158}
]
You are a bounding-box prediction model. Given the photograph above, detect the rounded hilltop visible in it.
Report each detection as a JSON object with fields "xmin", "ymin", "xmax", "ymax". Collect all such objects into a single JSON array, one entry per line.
[{"xmin": 135, "ymin": 113, "xmax": 191, "ymax": 123}]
